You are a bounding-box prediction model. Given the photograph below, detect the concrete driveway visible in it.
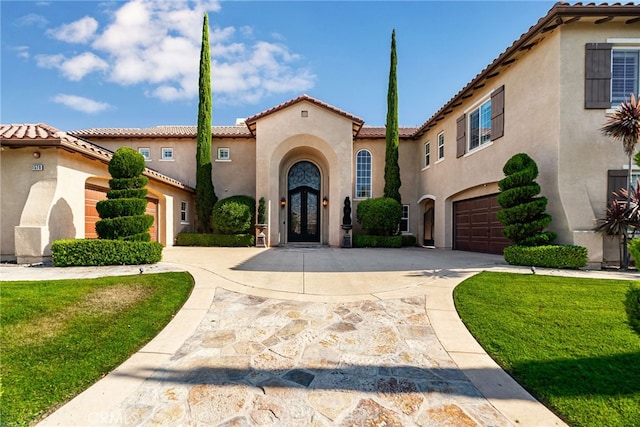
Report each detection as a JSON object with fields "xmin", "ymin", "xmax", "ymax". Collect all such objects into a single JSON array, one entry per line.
[{"xmin": 1, "ymin": 246, "xmax": 575, "ymax": 426}]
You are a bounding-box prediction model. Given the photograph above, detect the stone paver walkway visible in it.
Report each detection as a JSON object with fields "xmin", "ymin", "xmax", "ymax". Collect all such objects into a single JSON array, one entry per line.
[{"xmin": 100, "ymin": 289, "xmax": 511, "ymax": 426}]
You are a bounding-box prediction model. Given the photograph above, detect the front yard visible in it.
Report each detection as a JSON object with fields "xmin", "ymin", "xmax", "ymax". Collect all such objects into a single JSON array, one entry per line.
[
  {"xmin": 0, "ymin": 272, "xmax": 194, "ymax": 426},
  {"xmin": 454, "ymin": 272, "xmax": 640, "ymax": 427}
]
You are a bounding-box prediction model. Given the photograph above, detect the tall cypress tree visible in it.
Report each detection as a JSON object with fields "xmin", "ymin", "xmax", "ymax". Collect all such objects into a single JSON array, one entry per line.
[
  {"xmin": 195, "ymin": 13, "xmax": 217, "ymax": 232},
  {"xmin": 384, "ymin": 29, "xmax": 401, "ymax": 203}
]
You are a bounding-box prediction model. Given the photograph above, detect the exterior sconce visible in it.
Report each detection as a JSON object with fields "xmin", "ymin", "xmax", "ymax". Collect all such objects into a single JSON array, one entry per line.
[
  {"xmin": 280, "ymin": 197, "xmax": 286, "ymax": 208},
  {"xmin": 322, "ymin": 196, "xmax": 328, "ymax": 207},
  {"xmin": 33, "ymin": 151, "xmax": 41, "ymax": 159}
]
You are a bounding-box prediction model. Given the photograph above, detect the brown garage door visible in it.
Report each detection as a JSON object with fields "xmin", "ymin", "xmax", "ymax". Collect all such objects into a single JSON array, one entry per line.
[
  {"xmin": 85, "ymin": 185, "xmax": 158, "ymax": 242},
  {"xmin": 453, "ymin": 194, "xmax": 510, "ymax": 254}
]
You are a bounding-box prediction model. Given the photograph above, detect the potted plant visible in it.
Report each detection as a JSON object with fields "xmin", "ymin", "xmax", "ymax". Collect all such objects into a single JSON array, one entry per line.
[
  {"xmin": 342, "ymin": 196, "xmax": 352, "ymax": 248},
  {"xmin": 256, "ymin": 197, "xmax": 267, "ymax": 247}
]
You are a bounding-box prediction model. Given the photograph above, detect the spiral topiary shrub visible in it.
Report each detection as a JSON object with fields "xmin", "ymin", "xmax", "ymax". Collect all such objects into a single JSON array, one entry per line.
[
  {"xmin": 95, "ymin": 147, "xmax": 154, "ymax": 242},
  {"xmin": 356, "ymin": 197, "xmax": 402, "ymax": 236},
  {"xmin": 497, "ymin": 153, "xmax": 556, "ymax": 246},
  {"xmin": 211, "ymin": 195, "xmax": 256, "ymax": 235}
]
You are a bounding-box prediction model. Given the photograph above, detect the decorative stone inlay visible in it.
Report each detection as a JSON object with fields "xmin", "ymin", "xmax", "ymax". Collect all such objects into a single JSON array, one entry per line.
[
  {"xmin": 187, "ymin": 383, "xmax": 249, "ymax": 425},
  {"xmin": 419, "ymin": 403, "xmax": 478, "ymax": 427},
  {"xmin": 340, "ymin": 398, "xmax": 403, "ymax": 427},
  {"xmin": 113, "ymin": 290, "xmax": 512, "ymax": 426}
]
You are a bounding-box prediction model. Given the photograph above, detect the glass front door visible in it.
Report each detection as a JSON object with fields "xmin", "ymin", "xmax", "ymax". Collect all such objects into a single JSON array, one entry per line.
[{"xmin": 288, "ymin": 161, "xmax": 320, "ymax": 242}]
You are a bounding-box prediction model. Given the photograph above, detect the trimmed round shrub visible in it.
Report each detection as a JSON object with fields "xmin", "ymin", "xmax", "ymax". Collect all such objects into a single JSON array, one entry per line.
[
  {"xmin": 96, "ymin": 198, "xmax": 147, "ymax": 219},
  {"xmin": 108, "ymin": 147, "xmax": 146, "ymax": 178},
  {"xmin": 497, "ymin": 153, "xmax": 556, "ymax": 246},
  {"xmin": 107, "ymin": 188, "xmax": 149, "ymax": 200},
  {"xmin": 109, "ymin": 176, "xmax": 149, "ymax": 191},
  {"xmin": 211, "ymin": 195, "xmax": 256, "ymax": 235},
  {"xmin": 625, "ymin": 284, "xmax": 640, "ymax": 337},
  {"xmin": 95, "ymin": 214, "xmax": 154, "ymax": 240},
  {"xmin": 356, "ymin": 197, "xmax": 402, "ymax": 236}
]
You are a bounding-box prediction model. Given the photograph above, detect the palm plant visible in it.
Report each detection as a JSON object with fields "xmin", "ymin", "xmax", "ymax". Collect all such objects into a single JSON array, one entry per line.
[{"xmin": 601, "ymin": 93, "xmax": 640, "ymax": 268}]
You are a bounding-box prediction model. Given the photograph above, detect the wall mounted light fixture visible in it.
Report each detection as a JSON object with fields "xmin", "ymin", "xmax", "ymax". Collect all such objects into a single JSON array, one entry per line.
[
  {"xmin": 280, "ymin": 197, "xmax": 286, "ymax": 208},
  {"xmin": 33, "ymin": 151, "xmax": 41, "ymax": 159},
  {"xmin": 322, "ymin": 196, "xmax": 328, "ymax": 207}
]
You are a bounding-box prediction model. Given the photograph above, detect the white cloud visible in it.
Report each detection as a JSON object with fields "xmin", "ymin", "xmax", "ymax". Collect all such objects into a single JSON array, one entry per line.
[
  {"xmin": 35, "ymin": 52, "xmax": 108, "ymax": 81},
  {"xmin": 47, "ymin": 16, "xmax": 99, "ymax": 44},
  {"xmin": 52, "ymin": 94, "xmax": 111, "ymax": 114},
  {"xmin": 12, "ymin": 46, "xmax": 30, "ymax": 60},
  {"xmin": 16, "ymin": 13, "xmax": 48, "ymax": 28},
  {"xmin": 35, "ymin": 0, "xmax": 315, "ymax": 105}
]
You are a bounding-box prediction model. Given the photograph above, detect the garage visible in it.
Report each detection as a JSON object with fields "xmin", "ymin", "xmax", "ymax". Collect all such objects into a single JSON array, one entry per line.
[
  {"xmin": 85, "ymin": 185, "xmax": 158, "ymax": 242},
  {"xmin": 453, "ymin": 194, "xmax": 510, "ymax": 254}
]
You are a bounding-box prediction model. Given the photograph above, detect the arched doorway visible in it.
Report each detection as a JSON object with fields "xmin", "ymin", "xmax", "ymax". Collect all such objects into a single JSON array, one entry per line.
[
  {"xmin": 288, "ymin": 161, "xmax": 320, "ymax": 242},
  {"xmin": 423, "ymin": 207, "xmax": 434, "ymax": 246}
]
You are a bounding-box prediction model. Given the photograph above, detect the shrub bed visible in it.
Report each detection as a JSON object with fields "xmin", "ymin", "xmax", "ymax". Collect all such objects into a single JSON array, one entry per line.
[
  {"xmin": 353, "ymin": 235, "xmax": 402, "ymax": 248},
  {"xmin": 51, "ymin": 239, "xmax": 162, "ymax": 266},
  {"xmin": 503, "ymin": 245, "xmax": 587, "ymax": 269},
  {"xmin": 625, "ymin": 284, "xmax": 640, "ymax": 337},
  {"xmin": 356, "ymin": 197, "xmax": 402, "ymax": 236},
  {"xmin": 401, "ymin": 234, "xmax": 417, "ymax": 247},
  {"xmin": 176, "ymin": 233, "xmax": 254, "ymax": 247},
  {"xmin": 211, "ymin": 195, "xmax": 255, "ymax": 234}
]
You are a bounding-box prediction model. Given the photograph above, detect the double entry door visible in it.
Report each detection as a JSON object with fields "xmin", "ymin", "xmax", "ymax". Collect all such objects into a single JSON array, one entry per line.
[{"xmin": 288, "ymin": 161, "xmax": 320, "ymax": 242}]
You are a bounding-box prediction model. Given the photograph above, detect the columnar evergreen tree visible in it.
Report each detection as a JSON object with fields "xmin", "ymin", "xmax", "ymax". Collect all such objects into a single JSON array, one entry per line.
[
  {"xmin": 383, "ymin": 29, "xmax": 401, "ymax": 203},
  {"xmin": 195, "ymin": 12, "xmax": 217, "ymax": 232},
  {"xmin": 95, "ymin": 147, "xmax": 153, "ymax": 241},
  {"xmin": 496, "ymin": 153, "xmax": 556, "ymax": 246}
]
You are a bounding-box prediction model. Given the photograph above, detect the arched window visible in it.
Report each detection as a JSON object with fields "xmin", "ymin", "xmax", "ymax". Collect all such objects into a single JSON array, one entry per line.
[{"xmin": 355, "ymin": 149, "xmax": 372, "ymax": 199}]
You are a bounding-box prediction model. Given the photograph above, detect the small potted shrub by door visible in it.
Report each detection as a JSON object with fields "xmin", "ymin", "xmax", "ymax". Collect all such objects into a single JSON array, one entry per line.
[
  {"xmin": 341, "ymin": 196, "xmax": 352, "ymax": 248},
  {"xmin": 256, "ymin": 197, "xmax": 267, "ymax": 247}
]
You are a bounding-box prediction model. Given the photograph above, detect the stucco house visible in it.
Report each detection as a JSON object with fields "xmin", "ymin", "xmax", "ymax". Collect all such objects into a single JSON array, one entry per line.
[{"xmin": 2, "ymin": 2, "xmax": 639, "ymax": 266}]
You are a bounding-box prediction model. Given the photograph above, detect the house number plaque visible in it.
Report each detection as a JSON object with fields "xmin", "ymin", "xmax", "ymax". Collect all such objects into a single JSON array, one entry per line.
[{"xmin": 31, "ymin": 163, "xmax": 44, "ymax": 171}]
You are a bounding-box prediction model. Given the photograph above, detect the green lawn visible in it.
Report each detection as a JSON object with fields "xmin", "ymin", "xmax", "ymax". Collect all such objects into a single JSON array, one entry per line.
[
  {"xmin": 0, "ymin": 272, "xmax": 194, "ymax": 426},
  {"xmin": 454, "ymin": 272, "xmax": 640, "ymax": 427}
]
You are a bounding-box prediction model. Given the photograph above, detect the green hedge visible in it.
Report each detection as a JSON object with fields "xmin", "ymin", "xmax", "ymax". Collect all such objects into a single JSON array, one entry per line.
[
  {"xmin": 176, "ymin": 233, "xmax": 254, "ymax": 247},
  {"xmin": 503, "ymin": 245, "xmax": 587, "ymax": 269},
  {"xmin": 353, "ymin": 235, "xmax": 402, "ymax": 248},
  {"xmin": 51, "ymin": 239, "xmax": 162, "ymax": 266},
  {"xmin": 211, "ymin": 195, "xmax": 256, "ymax": 235},
  {"xmin": 401, "ymin": 234, "xmax": 417, "ymax": 247},
  {"xmin": 625, "ymin": 284, "xmax": 640, "ymax": 337},
  {"xmin": 629, "ymin": 238, "xmax": 640, "ymax": 265},
  {"xmin": 356, "ymin": 197, "xmax": 402, "ymax": 236},
  {"xmin": 624, "ymin": 284, "xmax": 640, "ymax": 336}
]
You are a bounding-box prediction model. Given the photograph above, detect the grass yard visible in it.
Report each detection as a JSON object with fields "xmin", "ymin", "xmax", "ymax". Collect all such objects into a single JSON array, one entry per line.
[
  {"xmin": 454, "ymin": 271, "xmax": 640, "ymax": 427},
  {"xmin": 0, "ymin": 272, "xmax": 194, "ymax": 426}
]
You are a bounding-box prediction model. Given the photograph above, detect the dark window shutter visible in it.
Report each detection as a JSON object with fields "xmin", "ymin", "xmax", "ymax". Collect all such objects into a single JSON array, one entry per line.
[
  {"xmin": 585, "ymin": 43, "xmax": 612, "ymax": 109},
  {"xmin": 456, "ymin": 114, "xmax": 466, "ymax": 158},
  {"xmin": 490, "ymin": 85, "xmax": 505, "ymax": 140},
  {"xmin": 607, "ymin": 169, "xmax": 628, "ymax": 203}
]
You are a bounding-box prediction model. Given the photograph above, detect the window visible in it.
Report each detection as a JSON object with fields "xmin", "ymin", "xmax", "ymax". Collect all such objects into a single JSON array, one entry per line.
[
  {"xmin": 612, "ymin": 49, "xmax": 639, "ymax": 106},
  {"xmin": 138, "ymin": 147, "xmax": 151, "ymax": 161},
  {"xmin": 424, "ymin": 142, "xmax": 430, "ymax": 168},
  {"xmin": 400, "ymin": 204, "xmax": 409, "ymax": 233},
  {"xmin": 180, "ymin": 201, "xmax": 188, "ymax": 223},
  {"xmin": 217, "ymin": 147, "xmax": 230, "ymax": 161},
  {"xmin": 161, "ymin": 147, "xmax": 174, "ymax": 161},
  {"xmin": 468, "ymin": 99, "xmax": 492, "ymax": 150},
  {"xmin": 355, "ymin": 149, "xmax": 372, "ymax": 198},
  {"xmin": 437, "ymin": 133, "xmax": 445, "ymax": 160}
]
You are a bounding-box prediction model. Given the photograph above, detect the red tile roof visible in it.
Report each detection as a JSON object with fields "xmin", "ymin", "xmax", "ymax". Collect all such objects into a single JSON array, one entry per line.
[
  {"xmin": 70, "ymin": 125, "xmax": 252, "ymax": 138},
  {"xmin": 1, "ymin": 124, "xmax": 193, "ymax": 191},
  {"xmin": 357, "ymin": 126, "xmax": 418, "ymax": 139}
]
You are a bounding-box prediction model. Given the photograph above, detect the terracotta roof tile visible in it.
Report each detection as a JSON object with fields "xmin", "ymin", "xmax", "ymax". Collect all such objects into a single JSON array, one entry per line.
[
  {"xmin": 356, "ymin": 126, "xmax": 417, "ymax": 138},
  {"xmin": 1, "ymin": 123, "xmax": 193, "ymax": 192},
  {"xmin": 69, "ymin": 125, "xmax": 252, "ymax": 138}
]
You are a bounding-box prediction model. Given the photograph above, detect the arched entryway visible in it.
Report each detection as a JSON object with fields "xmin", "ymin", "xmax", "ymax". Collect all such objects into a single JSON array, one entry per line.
[
  {"xmin": 423, "ymin": 207, "xmax": 434, "ymax": 246},
  {"xmin": 288, "ymin": 161, "xmax": 321, "ymax": 242}
]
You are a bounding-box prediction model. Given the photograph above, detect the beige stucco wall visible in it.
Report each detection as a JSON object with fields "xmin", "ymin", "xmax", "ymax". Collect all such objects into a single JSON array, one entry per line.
[
  {"xmin": 1, "ymin": 146, "xmax": 193, "ymax": 263},
  {"xmin": 558, "ymin": 22, "xmax": 639, "ymax": 263},
  {"xmin": 352, "ymin": 137, "xmax": 419, "ymax": 238},
  {"xmin": 212, "ymin": 137, "xmax": 256, "ymax": 201},
  {"xmin": 417, "ymin": 29, "xmax": 563, "ymax": 250},
  {"xmin": 254, "ymin": 101, "xmax": 354, "ymax": 247}
]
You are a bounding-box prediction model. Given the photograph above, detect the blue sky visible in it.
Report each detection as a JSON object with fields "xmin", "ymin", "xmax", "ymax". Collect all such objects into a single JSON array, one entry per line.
[{"xmin": 1, "ymin": 1, "xmax": 557, "ymax": 130}]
